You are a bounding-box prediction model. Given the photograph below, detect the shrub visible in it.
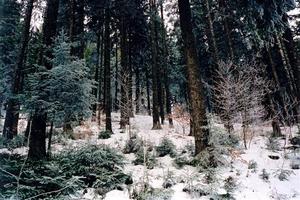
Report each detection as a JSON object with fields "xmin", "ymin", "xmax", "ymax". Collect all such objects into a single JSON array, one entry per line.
[
  {"xmin": 181, "ymin": 143, "xmax": 195, "ymax": 156},
  {"xmin": 57, "ymin": 145, "xmax": 130, "ymax": 190},
  {"xmin": 123, "ymin": 137, "xmax": 144, "ymax": 154},
  {"xmin": 174, "ymin": 155, "xmax": 191, "ymax": 169},
  {"xmin": 259, "ymin": 169, "xmax": 269, "ymax": 182},
  {"xmin": 192, "ymin": 125, "xmax": 239, "ymax": 169},
  {"xmin": 223, "ymin": 176, "xmax": 237, "ymax": 196},
  {"xmin": 266, "ymin": 137, "xmax": 281, "ymax": 152},
  {"xmin": 203, "ymin": 168, "xmax": 217, "ymax": 185},
  {"xmin": 192, "ymin": 148, "xmax": 226, "ymax": 169},
  {"xmin": 133, "ymin": 148, "xmax": 156, "ymax": 169},
  {"xmin": 155, "ymin": 138, "xmax": 176, "ymax": 157},
  {"xmin": 0, "ymin": 134, "xmax": 26, "ymax": 149},
  {"xmin": 274, "ymin": 169, "xmax": 295, "ymax": 181},
  {"xmin": 134, "ymin": 188, "xmax": 173, "ymax": 200},
  {"xmin": 51, "ymin": 133, "xmax": 69, "ymax": 145},
  {"xmin": 0, "ymin": 153, "xmax": 83, "ymax": 199},
  {"xmin": 209, "ymin": 125, "xmax": 239, "ymax": 148},
  {"xmin": 182, "ymin": 184, "xmax": 208, "ymax": 198},
  {"xmin": 162, "ymin": 170, "xmax": 176, "ymax": 189},
  {"xmin": 248, "ymin": 160, "xmax": 258, "ymax": 173},
  {"xmin": 290, "ymin": 157, "xmax": 300, "ymax": 170},
  {"xmin": 143, "ymin": 188, "xmax": 173, "ymax": 200},
  {"xmin": 98, "ymin": 130, "xmax": 112, "ymax": 139},
  {"xmin": 0, "ymin": 145, "xmax": 131, "ymax": 199}
]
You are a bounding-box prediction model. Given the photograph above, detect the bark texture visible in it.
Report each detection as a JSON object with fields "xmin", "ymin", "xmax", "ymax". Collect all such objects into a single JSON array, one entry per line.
[{"xmin": 178, "ymin": 0, "xmax": 209, "ymax": 154}]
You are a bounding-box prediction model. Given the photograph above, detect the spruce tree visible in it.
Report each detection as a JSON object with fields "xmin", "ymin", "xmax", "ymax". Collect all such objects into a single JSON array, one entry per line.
[{"xmin": 178, "ymin": 0, "xmax": 210, "ymax": 154}]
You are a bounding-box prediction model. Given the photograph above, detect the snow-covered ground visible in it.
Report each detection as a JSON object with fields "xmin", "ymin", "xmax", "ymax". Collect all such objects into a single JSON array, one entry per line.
[{"xmin": 1, "ymin": 113, "xmax": 300, "ymax": 199}]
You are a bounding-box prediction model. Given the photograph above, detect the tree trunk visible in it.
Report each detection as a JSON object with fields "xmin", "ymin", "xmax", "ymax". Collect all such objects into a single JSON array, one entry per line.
[
  {"xmin": 3, "ymin": 0, "xmax": 35, "ymax": 139},
  {"xmin": 275, "ymin": 35, "xmax": 296, "ymax": 95},
  {"xmin": 282, "ymin": 17, "xmax": 300, "ymax": 125},
  {"xmin": 156, "ymin": 41, "xmax": 165, "ymax": 125},
  {"xmin": 114, "ymin": 42, "xmax": 119, "ymax": 111},
  {"xmin": 97, "ymin": 27, "xmax": 105, "ymax": 126},
  {"xmin": 69, "ymin": 0, "xmax": 84, "ymax": 58},
  {"xmin": 282, "ymin": 16, "xmax": 300, "ymax": 99},
  {"xmin": 146, "ymin": 67, "xmax": 151, "ymax": 116},
  {"xmin": 0, "ymin": 99, "xmax": 3, "ymax": 117},
  {"xmin": 28, "ymin": 113, "xmax": 47, "ymax": 160},
  {"xmin": 104, "ymin": 7, "xmax": 112, "ymax": 133},
  {"xmin": 135, "ymin": 65, "xmax": 141, "ymax": 114},
  {"xmin": 120, "ymin": 17, "xmax": 130, "ymax": 129},
  {"xmin": 29, "ymin": 0, "xmax": 59, "ymax": 160},
  {"xmin": 24, "ymin": 116, "xmax": 32, "ymax": 143},
  {"xmin": 128, "ymin": 33, "xmax": 134, "ymax": 117},
  {"xmin": 93, "ymin": 33, "xmax": 101, "ymax": 117},
  {"xmin": 178, "ymin": 0, "xmax": 209, "ymax": 155},
  {"xmin": 218, "ymin": 0, "xmax": 234, "ymax": 59},
  {"xmin": 160, "ymin": 2, "xmax": 173, "ymax": 127},
  {"xmin": 150, "ymin": 0, "xmax": 162, "ymax": 130},
  {"xmin": 204, "ymin": 0, "xmax": 220, "ymax": 63},
  {"xmin": 265, "ymin": 49, "xmax": 283, "ymax": 137},
  {"xmin": 47, "ymin": 121, "xmax": 53, "ymax": 157}
]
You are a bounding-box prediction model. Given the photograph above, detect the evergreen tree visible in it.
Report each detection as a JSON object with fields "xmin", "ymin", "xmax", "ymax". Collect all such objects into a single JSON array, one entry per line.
[
  {"xmin": 3, "ymin": 0, "xmax": 35, "ymax": 139},
  {"xmin": 28, "ymin": 0, "xmax": 60, "ymax": 160},
  {"xmin": 26, "ymin": 31, "xmax": 94, "ymax": 128},
  {"xmin": 178, "ymin": 0, "xmax": 210, "ymax": 154}
]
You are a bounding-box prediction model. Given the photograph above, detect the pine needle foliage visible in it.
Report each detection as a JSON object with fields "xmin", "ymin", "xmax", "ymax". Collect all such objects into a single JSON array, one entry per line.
[
  {"xmin": 155, "ymin": 138, "xmax": 176, "ymax": 158},
  {"xmin": 25, "ymin": 31, "xmax": 95, "ymax": 124},
  {"xmin": 0, "ymin": 145, "xmax": 130, "ymax": 199}
]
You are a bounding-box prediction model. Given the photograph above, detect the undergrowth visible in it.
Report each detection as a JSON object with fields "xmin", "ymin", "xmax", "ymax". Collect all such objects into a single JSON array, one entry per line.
[
  {"xmin": 0, "ymin": 134, "xmax": 26, "ymax": 149},
  {"xmin": 0, "ymin": 145, "xmax": 131, "ymax": 199}
]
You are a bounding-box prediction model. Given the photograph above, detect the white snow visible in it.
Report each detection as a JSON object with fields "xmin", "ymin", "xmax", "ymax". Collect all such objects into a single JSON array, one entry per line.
[{"xmin": 1, "ymin": 112, "xmax": 300, "ymax": 199}]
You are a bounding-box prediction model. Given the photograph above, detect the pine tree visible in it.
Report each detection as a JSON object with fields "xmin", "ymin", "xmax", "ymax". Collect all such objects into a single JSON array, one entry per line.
[
  {"xmin": 3, "ymin": 0, "xmax": 35, "ymax": 139},
  {"xmin": 178, "ymin": 0, "xmax": 210, "ymax": 154},
  {"xmin": 150, "ymin": 0, "xmax": 162, "ymax": 130},
  {"xmin": 103, "ymin": 5, "xmax": 113, "ymax": 133},
  {"xmin": 0, "ymin": 0, "xmax": 21, "ymax": 138},
  {"xmin": 28, "ymin": 0, "xmax": 60, "ymax": 160}
]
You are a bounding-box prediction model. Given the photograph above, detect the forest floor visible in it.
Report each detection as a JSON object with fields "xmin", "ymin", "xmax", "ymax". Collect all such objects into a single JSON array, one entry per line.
[{"xmin": 1, "ymin": 113, "xmax": 300, "ymax": 200}]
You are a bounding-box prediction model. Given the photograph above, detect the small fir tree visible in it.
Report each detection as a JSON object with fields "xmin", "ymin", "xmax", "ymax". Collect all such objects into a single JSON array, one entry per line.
[{"xmin": 26, "ymin": 31, "xmax": 95, "ymax": 129}]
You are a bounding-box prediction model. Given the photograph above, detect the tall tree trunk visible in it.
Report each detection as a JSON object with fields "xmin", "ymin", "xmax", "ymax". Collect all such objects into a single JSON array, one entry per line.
[
  {"xmin": 275, "ymin": 35, "xmax": 296, "ymax": 95},
  {"xmin": 28, "ymin": 0, "xmax": 59, "ymax": 160},
  {"xmin": 156, "ymin": 34, "xmax": 165, "ymax": 124},
  {"xmin": 69, "ymin": 0, "xmax": 84, "ymax": 58},
  {"xmin": 120, "ymin": 17, "xmax": 130, "ymax": 129},
  {"xmin": 29, "ymin": 113, "xmax": 47, "ymax": 160},
  {"xmin": 178, "ymin": 0, "xmax": 209, "ymax": 154},
  {"xmin": 218, "ymin": 0, "xmax": 234, "ymax": 59},
  {"xmin": 93, "ymin": 33, "xmax": 101, "ymax": 117},
  {"xmin": 47, "ymin": 121, "xmax": 53, "ymax": 157},
  {"xmin": 265, "ymin": 48, "xmax": 282, "ymax": 137},
  {"xmin": 204, "ymin": 0, "xmax": 220, "ymax": 114},
  {"xmin": 0, "ymin": 99, "xmax": 3, "ymax": 117},
  {"xmin": 204, "ymin": 0, "xmax": 219, "ymax": 63},
  {"xmin": 104, "ymin": 7, "xmax": 112, "ymax": 132},
  {"xmin": 98, "ymin": 27, "xmax": 105, "ymax": 126},
  {"xmin": 128, "ymin": 33, "xmax": 134, "ymax": 117},
  {"xmin": 135, "ymin": 56, "xmax": 141, "ymax": 114},
  {"xmin": 69, "ymin": 0, "xmax": 75, "ymax": 43},
  {"xmin": 3, "ymin": 0, "xmax": 35, "ymax": 139},
  {"xmin": 282, "ymin": 17, "xmax": 300, "ymax": 125},
  {"xmin": 160, "ymin": 2, "xmax": 173, "ymax": 127},
  {"xmin": 282, "ymin": 16, "xmax": 300, "ymax": 99},
  {"xmin": 114, "ymin": 42, "xmax": 119, "ymax": 111},
  {"xmin": 145, "ymin": 67, "xmax": 151, "ymax": 115},
  {"xmin": 150, "ymin": 0, "xmax": 161, "ymax": 129}
]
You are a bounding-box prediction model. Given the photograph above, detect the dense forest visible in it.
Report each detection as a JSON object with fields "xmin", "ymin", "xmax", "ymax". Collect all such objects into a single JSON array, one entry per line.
[{"xmin": 0, "ymin": 0, "xmax": 300, "ymax": 199}]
